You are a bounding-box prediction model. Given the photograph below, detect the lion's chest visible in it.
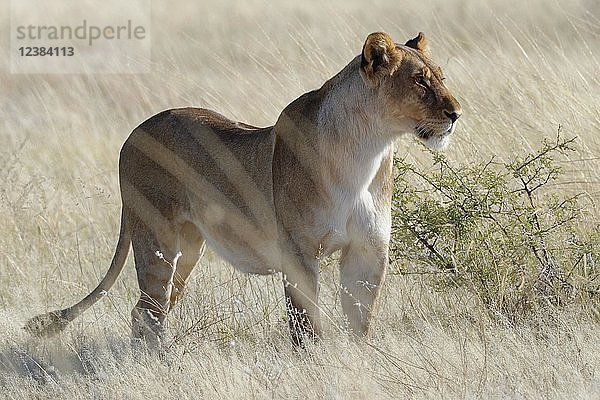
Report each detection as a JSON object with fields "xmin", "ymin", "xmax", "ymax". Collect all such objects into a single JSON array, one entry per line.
[{"xmin": 311, "ymin": 188, "xmax": 376, "ymax": 258}]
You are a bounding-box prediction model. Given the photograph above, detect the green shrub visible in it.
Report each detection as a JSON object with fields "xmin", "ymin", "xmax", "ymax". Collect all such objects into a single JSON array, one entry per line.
[{"xmin": 391, "ymin": 130, "xmax": 600, "ymax": 322}]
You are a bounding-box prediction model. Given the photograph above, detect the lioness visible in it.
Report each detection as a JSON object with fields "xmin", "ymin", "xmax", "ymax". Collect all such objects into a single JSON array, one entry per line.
[{"xmin": 26, "ymin": 32, "xmax": 461, "ymax": 347}]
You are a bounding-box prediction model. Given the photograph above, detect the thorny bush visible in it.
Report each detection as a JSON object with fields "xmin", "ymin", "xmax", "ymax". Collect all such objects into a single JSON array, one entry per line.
[{"xmin": 391, "ymin": 130, "xmax": 600, "ymax": 322}]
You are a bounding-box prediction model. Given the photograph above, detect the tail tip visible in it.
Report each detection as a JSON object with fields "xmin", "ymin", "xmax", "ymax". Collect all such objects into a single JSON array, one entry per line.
[{"xmin": 24, "ymin": 310, "xmax": 71, "ymax": 337}]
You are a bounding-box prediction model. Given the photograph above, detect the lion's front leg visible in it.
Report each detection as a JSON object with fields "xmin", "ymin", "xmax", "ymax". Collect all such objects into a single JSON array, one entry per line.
[
  {"xmin": 281, "ymin": 250, "xmax": 321, "ymax": 347},
  {"xmin": 339, "ymin": 234, "xmax": 388, "ymax": 338}
]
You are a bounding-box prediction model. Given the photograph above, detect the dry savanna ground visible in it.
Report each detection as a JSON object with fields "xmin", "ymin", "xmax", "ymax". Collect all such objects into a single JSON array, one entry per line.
[{"xmin": 1, "ymin": 0, "xmax": 600, "ymax": 398}]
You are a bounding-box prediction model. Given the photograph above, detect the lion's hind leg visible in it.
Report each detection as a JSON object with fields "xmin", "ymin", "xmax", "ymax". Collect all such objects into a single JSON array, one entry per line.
[
  {"xmin": 130, "ymin": 224, "xmax": 180, "ymax": 349},
  {"xmin": 169, "ymin": 221, "xmax": 206, "ymax": 310}
]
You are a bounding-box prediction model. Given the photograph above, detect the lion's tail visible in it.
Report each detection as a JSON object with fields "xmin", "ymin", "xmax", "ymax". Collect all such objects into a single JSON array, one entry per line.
[{"xmin": 25, "ymin": 209, "xmax": 132, "ymax": 337}]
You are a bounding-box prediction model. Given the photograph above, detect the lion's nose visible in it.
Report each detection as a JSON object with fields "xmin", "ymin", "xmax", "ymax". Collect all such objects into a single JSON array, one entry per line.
[{"xmin": 444, "ymin": 110, "xmax": 461, "ymax": 123}]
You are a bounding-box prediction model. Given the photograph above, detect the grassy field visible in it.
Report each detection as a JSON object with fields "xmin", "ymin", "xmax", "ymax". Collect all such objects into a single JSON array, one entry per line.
[{"xmin": 1, "ymin": 0, "xmax": 600, "ymax": 398}]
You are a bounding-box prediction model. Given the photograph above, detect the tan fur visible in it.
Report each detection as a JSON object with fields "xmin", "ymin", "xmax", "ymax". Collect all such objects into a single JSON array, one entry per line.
[{"xmin": 25, "ymin": 32, "xmax": 461, "ymax": 347}]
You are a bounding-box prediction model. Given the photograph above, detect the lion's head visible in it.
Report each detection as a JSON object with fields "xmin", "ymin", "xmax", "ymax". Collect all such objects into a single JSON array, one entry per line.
[{"xmin": 360, "ymin": 32, "xmax": 462, "ymax": 150}]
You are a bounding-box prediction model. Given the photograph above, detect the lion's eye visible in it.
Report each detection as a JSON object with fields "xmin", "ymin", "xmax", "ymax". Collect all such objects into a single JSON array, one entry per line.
[{"xmin": 415, "ymin": 75, "xmax": 429, "ymax": 89}]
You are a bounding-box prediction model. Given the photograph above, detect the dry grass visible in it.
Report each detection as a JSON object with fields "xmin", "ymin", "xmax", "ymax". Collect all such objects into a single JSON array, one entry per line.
[{"xmin": 1, "ymin": 0, "xmax": 600, "ymax": 398}]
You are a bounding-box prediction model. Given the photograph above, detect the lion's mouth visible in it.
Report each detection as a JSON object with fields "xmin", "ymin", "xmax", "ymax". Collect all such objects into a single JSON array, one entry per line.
[
  {"xmin": 447, "ymin": 121, "xmax": 457, "ymax": 135},
  {"xmin": 414, "ymin": 121, "xmax": 456, "ymax": 140},
  {"xmin": 414, "ymin": 122, "xmax": 456, "ymax": 151},
  {"xmin": 415, "ymin": 126, "xmax": 436, "ymax": 140}
]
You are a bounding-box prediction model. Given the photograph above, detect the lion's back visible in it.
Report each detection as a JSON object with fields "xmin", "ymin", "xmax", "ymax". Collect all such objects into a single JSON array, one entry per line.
[{"xmin": 119, "ymin": 108, "xmax": 276, "ymax": 225}]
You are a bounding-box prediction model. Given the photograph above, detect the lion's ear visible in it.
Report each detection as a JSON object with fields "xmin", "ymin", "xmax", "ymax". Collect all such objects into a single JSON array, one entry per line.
[
  {"xmin": 360, "ymin": 32, "xmax": 402, "ymax": 87},
  {"xmin": 405, "ymin": 32, "xmax": 430, "ymax": 57}
]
